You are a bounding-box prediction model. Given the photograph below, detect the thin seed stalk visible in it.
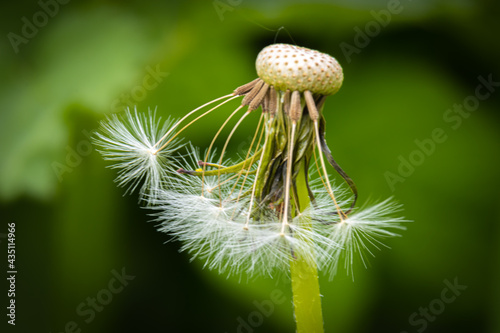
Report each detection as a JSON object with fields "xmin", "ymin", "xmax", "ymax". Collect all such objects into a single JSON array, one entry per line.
[{"xmin": 290, "ymin": 159, "xmax": 324, "ymax": 333}]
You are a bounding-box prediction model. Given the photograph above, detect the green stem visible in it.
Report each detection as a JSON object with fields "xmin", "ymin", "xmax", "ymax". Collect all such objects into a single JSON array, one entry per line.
[
  {"xmin": 181, "ymin": 147, "xmax": 263, "ymax": 176},
  {"xmin": 290, "ymin": 160, "xmax": 324, "ymax": 333}
]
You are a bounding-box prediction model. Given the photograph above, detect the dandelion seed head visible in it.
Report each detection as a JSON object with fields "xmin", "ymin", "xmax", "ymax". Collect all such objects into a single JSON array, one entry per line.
[
  {"xmin": 320, "ymin": 198, "xmax": 410, "ymax": 279},
  {"xmin": 92, "ymin": 107, "xmax": 182, "ymax": 201}
]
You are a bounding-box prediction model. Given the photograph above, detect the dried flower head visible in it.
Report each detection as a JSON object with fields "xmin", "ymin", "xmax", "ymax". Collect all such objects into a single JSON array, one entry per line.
[
  {"xmin": 256, "ymin": 43, "xmax": 343, "ymax": 96},
  {"xmin": 94, "ymin": 44, "xmax": 408, "ymax": 279}
]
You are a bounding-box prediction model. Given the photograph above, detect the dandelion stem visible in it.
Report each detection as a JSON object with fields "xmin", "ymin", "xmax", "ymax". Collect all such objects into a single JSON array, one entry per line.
[
  {"xmin": 156, "ymin": 94, "xmax": 240, "ymax": 153},
  {"xmin": 313, "ymin": 120, "xmax": 347, "ymax": 220},
  {"xmin": 304, "ymin": 90, "xmax": 347, "ymax": 220},
  {"xmin": 230, "ymin": 112, "xmax": 265, "ymax": 197},
  {"xmin": 153, "ymin": 94, "xmax": 235, "ymax": 149},
  {"xmin": 181, "ymin": 148, "xmax": 262, "ymax": 177},
  {"xmin": 290, "ymin": 160, "xmax": 324, "ymax": 333},
  {"xmin": 244, "ymin": 114, "xmax": 271, "ymax": 228},
  {"xmin": 281, "ymin": 121, "xmax": 296, "ymax": 234},
  {"xmin": 230, "ymin": 113, "xmax": 265, "ymax": 217},
  {"xmin": 282, "ymin": 91, "xmax": 302, "ymax": 234},
  {"xmin": 217, "ymin": 110, "xmax": 252, "ymax": 200},
  {"xmin": 201, "ymin": 105, "xmax": 245, "ymax": 197}
]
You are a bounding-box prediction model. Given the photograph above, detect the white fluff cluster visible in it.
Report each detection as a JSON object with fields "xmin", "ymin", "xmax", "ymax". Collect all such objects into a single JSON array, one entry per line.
[
  {"xmin": 304, "ymin": 196, "xmax": 408, "ymax": 279},
  {"xmin": 150, "ymin": 147, "xmax": 408, "ymax": 279},
  {"xmin": 93, "ymin": 108, "xmax": 182, "ymax": 201}
]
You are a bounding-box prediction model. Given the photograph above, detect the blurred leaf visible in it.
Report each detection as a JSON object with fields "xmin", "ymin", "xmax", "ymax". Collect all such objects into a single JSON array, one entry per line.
[{"xmin": 0, "ymin": 6, "xmax": 155, "ymax": 200}]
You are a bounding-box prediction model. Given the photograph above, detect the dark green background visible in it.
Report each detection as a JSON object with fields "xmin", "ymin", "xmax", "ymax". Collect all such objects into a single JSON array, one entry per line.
[{"xmin": 1, "ymin": 1, "xmax": 499, "ymax": 332}]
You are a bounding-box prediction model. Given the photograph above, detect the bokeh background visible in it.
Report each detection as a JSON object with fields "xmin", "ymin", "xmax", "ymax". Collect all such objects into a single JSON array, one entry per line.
[{"xmin": 1, "ymin": 0, "xmax": 499, "ymax": 332}]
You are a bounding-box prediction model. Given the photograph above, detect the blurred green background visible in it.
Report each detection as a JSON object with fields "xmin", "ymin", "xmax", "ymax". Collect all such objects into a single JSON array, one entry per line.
[{"xmin": 1, "ymin": 0, "xmax": 499, "ymax": 332}]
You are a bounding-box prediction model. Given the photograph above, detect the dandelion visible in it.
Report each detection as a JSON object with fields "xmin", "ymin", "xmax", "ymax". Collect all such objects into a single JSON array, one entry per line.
[{"xmin": 94, "ymin": 43, "xmax": 409, "ymax": 333}]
